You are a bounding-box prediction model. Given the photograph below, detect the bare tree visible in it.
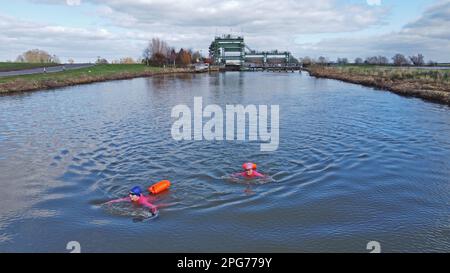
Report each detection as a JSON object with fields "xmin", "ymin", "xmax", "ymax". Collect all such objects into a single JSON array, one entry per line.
[
  {"xmin": 143, "ymin": 47, "xmax": 151, "ymax": 65},
  {"xmin": 409, "ymin": 54, "xmax": 425, "ymax": 66},
  {"xmin": 168, "ymin": 48, "xmax": 177, "ymax": 66},
  {"xmin": 392, "ymin": 54, "xmax": 410, "ymax": 66},
  {"xmin": 151, "ymin": 38, "xmax": 168, "ymax": 61},
  {"xmin": 337, "ymin": 57, "xmax": 349, "ymax": 65},
  {"xmin": 427, "ymin": 60, "xmax": 437, "ymax": 66},
  {"xmin": 191, "ymin": 51, "xmax": 202, "ymax": 63},
  {"xmin": 364, "ymin": 56, "xmax": 388, "ymax": 65},
  {"xmin": 52, "ymin": 54, "xmax": 61, "ymax": 64},
  {"xmin": 96, "ymin": 56, "xmax": 109, "ymax": 64},
  {"xmin": 16, "ymin": 55, "xmax": 25, "ymax": 62},
  {"xmin": 365, "ymin": 56, "xmax": 377, "ymax": 65},
  {"xmin": 317, "ymin": 56, "xmax": 328, "ymax": 65},
  {"xmin": 354, "ymin": 57, "xmax": 363, "ymax": 65},
  {"xmin": 143, "ymin": 38, "xmax": 171, "ymax": 66},
  {"xmin": 301, "ymin": 56, "xmax": 313, "ymax": 67},
  {"xmin": 120, "ymin": 57, "xmax": 135, "ymax": 64},
  {"xmin": 16, "ymin": 49, "xmax": 59, "ymax": 63},
  {"xmin": 68, "ymin": 58, "xmax": 75, "ymax": 64},
  {"xmin": 378, "ymin": 56, "xmax": 389, "ymax": 65}
]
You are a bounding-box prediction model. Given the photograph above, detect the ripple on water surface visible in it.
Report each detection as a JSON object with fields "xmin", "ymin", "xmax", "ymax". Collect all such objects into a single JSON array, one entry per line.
[{"xmin": 0, "ymin": 73, "xmax": 449, "ymax": 252}]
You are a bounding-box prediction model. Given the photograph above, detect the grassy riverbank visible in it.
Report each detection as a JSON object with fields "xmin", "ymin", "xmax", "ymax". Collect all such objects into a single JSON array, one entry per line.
[
  {"xmin": 0, "ymin": 64, "xmax": 195, "ymax": 94},
  {"xmin": 305, "ymin": 65, "xmax": 450, "ymax": 105},
  {"xmin": 0, "ymin": 62, "xmax": 60, "ymax": 72}
]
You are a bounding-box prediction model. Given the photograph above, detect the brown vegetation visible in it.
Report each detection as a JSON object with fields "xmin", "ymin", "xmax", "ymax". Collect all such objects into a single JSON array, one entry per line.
[
  {"xmin": 16, "ymin": 49, "xmax": 60, "ymax": 64},
  {"xmin": 142, "ymin": 38, "xmax": 202, "ymax": 67},
  {"xmin": 305, "ymin": 65, "xmax": 450, "ymax": 105}
]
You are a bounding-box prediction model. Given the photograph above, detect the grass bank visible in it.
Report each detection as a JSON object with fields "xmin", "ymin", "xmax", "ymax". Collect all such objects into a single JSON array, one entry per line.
[
  {"xmin": 305, "ymin": 65, "xmax": 450, "ymax": 105},
  {"xmin": 0, "ymin": 62, "xmax": 60, "ymax": 72},
  {"xmin": 0, "ymin": 64, "xmax": 195, "ymax": 94}
]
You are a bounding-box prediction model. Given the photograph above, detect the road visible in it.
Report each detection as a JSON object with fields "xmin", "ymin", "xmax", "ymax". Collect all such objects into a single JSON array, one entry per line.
[{"xmin": 0, "ymin": 63, "xmax": 94, "ymax": 77}]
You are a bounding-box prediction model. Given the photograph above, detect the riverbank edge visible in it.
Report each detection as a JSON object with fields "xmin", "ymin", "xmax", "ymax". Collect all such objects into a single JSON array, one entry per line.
[
  {"xmin": 0, "ymin": 67, "xmax": 206, "ymax": 94},
  {"xmin": 304, "ymin": 67, "xmax": 450, "ymax": 106}
]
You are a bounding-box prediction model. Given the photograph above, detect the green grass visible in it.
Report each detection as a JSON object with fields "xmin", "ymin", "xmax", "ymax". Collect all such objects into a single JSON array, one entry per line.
[
  {"xmin": 331, "ymin": 65, "xmax": 450, "ymax": 82},
  {"xmin": 0, "ymin": 64, "xmax": 162, "ymax": 83},
  {"xmin": 0, "ymin": 62, "xmax": 60, "ymax": 72}
]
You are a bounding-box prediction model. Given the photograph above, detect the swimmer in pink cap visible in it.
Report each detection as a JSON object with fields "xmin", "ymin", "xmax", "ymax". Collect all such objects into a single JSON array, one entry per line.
[{"xmin": 234, "ymin": 162, "xmax": 266, "ymax": 178}]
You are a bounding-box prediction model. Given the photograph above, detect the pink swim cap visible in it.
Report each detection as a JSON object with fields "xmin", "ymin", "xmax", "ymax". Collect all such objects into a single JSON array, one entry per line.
[{"xmin": 242, "ymin": 162, "xmax": 257, "ymax": 170}]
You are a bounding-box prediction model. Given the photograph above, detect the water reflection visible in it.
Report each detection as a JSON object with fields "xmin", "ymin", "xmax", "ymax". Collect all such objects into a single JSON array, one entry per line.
[{"xmin": 0, "ymin": 72, "xmax": 449, "ymax": 252}]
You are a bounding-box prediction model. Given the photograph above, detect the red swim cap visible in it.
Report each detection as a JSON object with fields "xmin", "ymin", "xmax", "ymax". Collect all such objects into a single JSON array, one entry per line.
[{"xmin": 242, "ymin": 162, "xmax": 257, "ymax": 170}]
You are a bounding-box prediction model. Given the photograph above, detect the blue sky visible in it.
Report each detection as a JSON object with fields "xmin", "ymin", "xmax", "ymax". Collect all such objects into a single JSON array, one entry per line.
[{"xmin": 0, "ymin": 0, "xmax": 449, "ymax": 62}]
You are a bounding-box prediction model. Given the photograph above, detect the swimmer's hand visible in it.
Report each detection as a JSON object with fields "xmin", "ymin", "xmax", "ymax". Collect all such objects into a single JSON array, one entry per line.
[{"xmin": 150, "ymin": 207, "xmax": 158, "ymax": 216}]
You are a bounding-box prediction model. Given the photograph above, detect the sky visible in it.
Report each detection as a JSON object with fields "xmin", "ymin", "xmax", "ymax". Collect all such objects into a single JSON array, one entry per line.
[{"xmin": 0, "ymin": 0, "xmax": 449, "ymax": 63}]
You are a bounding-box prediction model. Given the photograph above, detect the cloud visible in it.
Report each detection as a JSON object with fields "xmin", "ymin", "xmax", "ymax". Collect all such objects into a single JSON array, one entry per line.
[
  {"xmin": 295, "ymin": 0, "xmax": 450, "ymax": 61},
  {"xmin": 402, "ymin": 0, "xmax": 450, "ymax": 40},
  {"xmin": 85, "ymin": 0, "xmax": 389, "ymax": 55},
  {"xmin": 66, "ymin": 0, "xmax": 81, "ymax": 6},
  {"xmin": 367, "ymin": 0, "xmax": 381, "ymax": 6},
  {"xmin": 0, "ymin": 13, "xmax": 141, "ymax": 62},
  {"xmin": 0, "ymin": 0, "xmax": 391, "ymax": 62},
  {"xmin": 92, "ymin": 0, "xmax": 388, "ymax": 33},
  {"xmin": 1, "ymin": 0, "xmax": 449, "ymax": 62}
]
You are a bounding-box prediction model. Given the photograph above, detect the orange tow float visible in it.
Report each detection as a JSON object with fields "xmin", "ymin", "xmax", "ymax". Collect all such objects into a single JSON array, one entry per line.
[{"xmin": 148, "ymin": 180, "xmax": 171, "ymax": 195}]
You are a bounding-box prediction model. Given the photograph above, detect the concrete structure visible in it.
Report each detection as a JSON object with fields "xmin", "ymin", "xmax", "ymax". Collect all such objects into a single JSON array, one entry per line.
[{"xmin": 209, "ymin": 35, "xmax": 293, "ymax": 69}]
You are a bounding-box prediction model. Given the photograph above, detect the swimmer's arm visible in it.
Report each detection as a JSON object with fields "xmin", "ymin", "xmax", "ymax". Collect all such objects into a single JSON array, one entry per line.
[
  {"xmin": 255, "ymin": 172, "xmax": 266, "ymax": 178},
  {"xmin": 249, "ymin": 171, "xmax": 265, "ymax": 178},
  {"xmin": 141, "ymin": 198, "xmax": 158, "ymax": 214},
  {"xmin": 104, "ymin": 197, "xmax": 130, "ymax": 205}
]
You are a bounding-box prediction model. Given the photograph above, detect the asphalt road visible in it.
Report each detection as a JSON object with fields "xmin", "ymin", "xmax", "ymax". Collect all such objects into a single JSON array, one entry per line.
[{"xmin": 0, "ymin": 63, "xmax": 94, "ymax": 77}]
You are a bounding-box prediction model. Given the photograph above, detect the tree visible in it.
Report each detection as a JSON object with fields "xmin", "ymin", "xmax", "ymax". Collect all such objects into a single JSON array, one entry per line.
[
  {"xmin": 68, "ymin": 58, "xmax": 75, "ymax": 64},
  {"xmin": 168, "ymin": 48, "xmax": 177, "ymax": 66},
  {"xmin": 392, "ymin": 54, "xmax": 410, "ymax": 66},
  {"xmin": 143, "ymin": 47, "xmax": 151, "ymax": 65},
  {"xmin": 378, "ymin": 56, "xmax": 389, "ymax": 65},
  {"xmin": 52, "ymin": 55, "xmax": 61, "ymax": 64},
  {"xmin": 301, "ymin": 56, "xmax": 313, "ymax": 67},
  {"xmin": 427, "ymin": 60, "xmax": 437, "ymax": 66},
  {"xmin": 16, "ymin": 49, "xmax": 59, "ymax": 63},
  {"xmin": 176, "ymin": 48, "xmax": 192, "ymax": 67},
  {"xmin": 16, "ymin": 55, "xmax": 25, "ymax": 62},
  {"xmin": 96, "ymin": 56, "xmax": 109, "ymax": 64},
  {"xmin": 151, "ymin": 52, "xmax": 167, "ymax": 66},
  {"xmin": 142, "ymin": 38, "xmax": 171, "ymax": 66},
  {"xmin": 364, "ymin": 56, "xmax": 389, "ymax": 65},
  {"xmin": 409, "ymin": 54, "xmax": 425, "ymax": 66},
  {"xmin": 365, "ymin": 56, "xmax": 377, "ymax": 65},
  {"xmin": 337, "ymin": 57, "xmax": 349, "ymax": 65},
  {"xmin": 191, "ymin": 51, "xmax": 201, "ymax": 63},
  {"xmin": 317, "ymin": 56, "xmax": 328, "ymax": 65},
  {"xmin": 354, "ymin": 57, "xmax": 363, "ymax": 65},
  {"xmin": 120, "ymin": 57, "xmax": 135, "ymax": 64}
]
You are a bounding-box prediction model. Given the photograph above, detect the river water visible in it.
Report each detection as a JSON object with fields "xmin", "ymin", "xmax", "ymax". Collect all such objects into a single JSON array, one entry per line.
[{"xmin": 0, "ymin": 72, "xmax": 449, "ymax": 252}]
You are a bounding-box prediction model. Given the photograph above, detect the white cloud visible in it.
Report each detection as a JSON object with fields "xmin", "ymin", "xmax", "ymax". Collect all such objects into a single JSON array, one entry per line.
[
  {"xmin": 2, "ymin": 0, "xmax": 449, "ymax": 62},
  {"xmin": 66, "ymin": 0, "xmax": 81, "ymax": 6},
  {"xmin": 0, "ymin": 13, "xmax": 139, "ymax": 62},
  {"xmin": 367, "ymin": 0, "xmax": 381, "ymax": 6},
  {"xmin": 295, "ymin": 0, "xmax": 450, "ymax": 62}
]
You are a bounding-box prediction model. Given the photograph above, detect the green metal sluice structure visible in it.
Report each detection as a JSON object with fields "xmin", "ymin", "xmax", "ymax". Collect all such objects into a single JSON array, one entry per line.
[{"xmin": 209, "ymin": 34, "xmax": 294, "ymax": 71}]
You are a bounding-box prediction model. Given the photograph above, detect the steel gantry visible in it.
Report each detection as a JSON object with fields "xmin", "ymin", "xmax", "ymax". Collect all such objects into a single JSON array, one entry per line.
[{"xmin": 209, "ymin": 34, "xmax": 292, "ymax": 69}]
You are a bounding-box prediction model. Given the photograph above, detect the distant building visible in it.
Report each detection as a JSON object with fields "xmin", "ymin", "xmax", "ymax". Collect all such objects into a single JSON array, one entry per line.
[{"xmin": 209, "ymin": 34, "xmax": 292, "ymax": 69}]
